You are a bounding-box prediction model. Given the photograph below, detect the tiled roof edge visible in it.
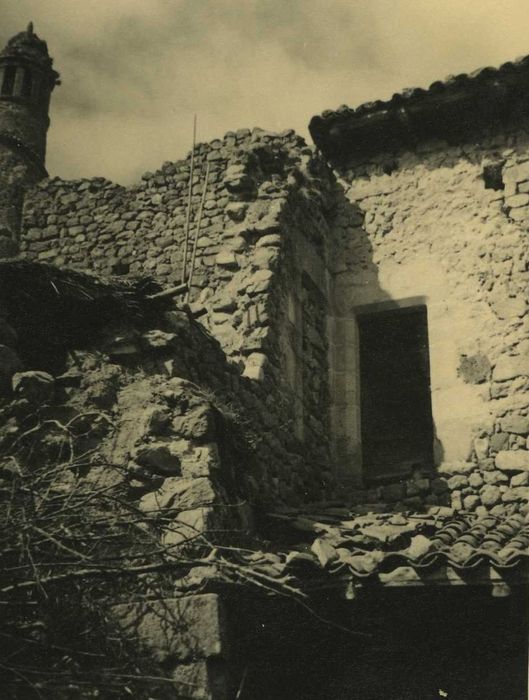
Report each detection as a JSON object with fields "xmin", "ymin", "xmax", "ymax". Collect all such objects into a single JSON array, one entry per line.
[{"xmin": 309, "ymin": 54, "xmax": 529, "ymax": 161}]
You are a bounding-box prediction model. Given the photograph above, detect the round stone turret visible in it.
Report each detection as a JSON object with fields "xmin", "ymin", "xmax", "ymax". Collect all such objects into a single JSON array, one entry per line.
[
  {"xmin": 0, "ymin": 22, "xmax": 60, "ymax": 164},
  {"xmin": 0, "ymin": 23, "xmax": 59, "ymax": 257}
]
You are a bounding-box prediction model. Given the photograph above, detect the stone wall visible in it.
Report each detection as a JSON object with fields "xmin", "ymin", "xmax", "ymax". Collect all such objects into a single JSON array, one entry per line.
[
  {"xmin": 0, "ymin": 99, "xmax": 49, "ymax": 159},
  {"xmin": 328, "ymin": 126, "xmax": 529, "ymax": 516},
  {"xmin": 17, "ymin": 128, "xmax": 338, "ymax": 505},
  {"xmin": 21, "ymin": 116, "xmax": 529, "ymax": 518},
  {"xmin": 0, "ymin": 285, "xmax": 251, "ymax": 699},
  {"xmin": 0, "ymin": 144, "xmax": 42, "ymax": 256}
]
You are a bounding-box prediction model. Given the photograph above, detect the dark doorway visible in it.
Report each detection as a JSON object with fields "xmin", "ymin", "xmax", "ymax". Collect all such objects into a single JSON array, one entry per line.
[{"xmin": 358, "ymin": 304, "xmax": 434, "ymax": 481}]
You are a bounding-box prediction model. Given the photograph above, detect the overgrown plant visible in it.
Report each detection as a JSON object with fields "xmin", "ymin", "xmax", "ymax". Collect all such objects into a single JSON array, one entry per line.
[{"xmin": 0, "ymin": 395, "xmax": 311, "ymax": 699}]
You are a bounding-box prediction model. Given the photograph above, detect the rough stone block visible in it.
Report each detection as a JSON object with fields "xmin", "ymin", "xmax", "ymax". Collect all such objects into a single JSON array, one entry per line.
[
  {"xmin": 215, "ymin": 251, "xmax": 239, "ymax": 268},
  {"xmin": 224, "ymin": 174, "xmax": 255, "ymax": 193},
  {"xmin": 225, "ymin": 202, "xmax": 247, "ymax": 221},
  {"xmin": 139, "ymin": 477, "xmax": 217, "ymax": 514},
  {"xmin": 506, "ymin": 193, "xmax": 529, "ymax": 208},
  {"xmin": 489, "ymin": 294, "xmax": 527, "ymax": 320},
  {"xmin": 483, "ymin": 469, "xmax": 509, "ymax": 484},
  {"xmin": 468, "ymin": 472, "xmax": 484, "ymax": 488},
  {"xmin": 247, "ymin": 269, "xmax": 273, "ymax": 286},
  {"xmin": 447, "ymin": 475, "xmax": 468, "ymax": 490},
  {"xmin": 473, "ymin": 436, "xmax": 489, "ymax": 461},
  {"xmin": 492, "ymin": 355, "xmax": 529, "ymax": 381},
  {"xmin": 504, "ymin": 161, "xmax": 529, "ymax": 184},
  {"xmin": 141, "ymin": 329, "xmax": 178, "ymax": 350},
  {"xmin": 104, "ymin": 333, "xmax": 139, "ymax": 356},
  {"xmin": 500, "ymin": 415, "xmax": 529, "ymax": 435},
  {"xmin": 180, "ymin": 444, "xmax": 221, "ymax": 478},
  {"xmin": 490, "ymin": 432, "xmax": 509, "ymax": 453},
  {"xmin": 112, "ymin": 594, "xmax": 228, "ymax": 664},
  {"xmin": 410, "ymin": 477, "xmax": 430, "ymax": 493},
  {"xmin": 510, "ymin": 207, "xmax": 529, "ymax": 222},
  {"xmin": 228, "ymin": 235, "xmax": 246, "ymax": 253},
  {"xmin": 161, "ymin": 507, "xmax": 220, "ymax": 547},
  {"xmin": 242, "ymin": 352, "xmax": 268, "ymax": 381},
  {"xmin": 256, "ymin": 233, "xmax": 281, "ymax": 248},
  {"xmin": 463, "ymin": 494, "xmax": 480, "ymax": 510},
  {"xmin": 172, "ymin": 659, "xmax": 229, "ymax": 700},
  {"xmin": 438, "ymin": 461, "xmax": 476, "ymax": 476},
  {"xmin": 212, "ymin": 293, "xmax": 237, "ymax": 313},
  {"xmin": 134, "ymin": 443, "xmax": 182, "ymax": 476},
  {"xmin": 495, "ymin": 450, "xmax": 529, "ymax": 471},
  {"xmin": 511, "ymin": 486, "xmax": 529, "ymax": 501},
  {"xmin": 172, "ymin": 406, "xmax": 216, "ymax": 441},
  {"xmin": 478, "ymin": 458, "xmax": 496, "ymax": 472},
  {"xmin": 26, "ymin": 228, "xmax": 42, "ymax": 241},
  {"xmin": 511, "ymin": 471, "xmax": 529, "ymax": 487},
  {"xmin": 480, "ymin": 484, "xmax": 502, "ymax": 507}
]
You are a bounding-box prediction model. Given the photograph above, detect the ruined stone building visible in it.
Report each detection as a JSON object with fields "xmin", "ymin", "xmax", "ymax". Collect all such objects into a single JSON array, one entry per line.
[{"xmin": 2, "ymin": 23, "xmax": 529, "ymax": 700}]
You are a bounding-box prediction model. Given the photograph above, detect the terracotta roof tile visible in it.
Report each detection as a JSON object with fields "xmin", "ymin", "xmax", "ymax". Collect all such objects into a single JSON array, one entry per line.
[
  {"xmin": 309, "ymin": 53, "xmax": 529, "ymax": 160},
  {"xmin": 268, "ymin": 508, "xmax": 529, "ymax": 582}
]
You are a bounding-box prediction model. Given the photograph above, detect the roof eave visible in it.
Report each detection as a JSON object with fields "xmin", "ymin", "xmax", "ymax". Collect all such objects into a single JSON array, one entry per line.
[{"xmin": 310, "ymin": 69, "xmax": 529, "ymax": 163}]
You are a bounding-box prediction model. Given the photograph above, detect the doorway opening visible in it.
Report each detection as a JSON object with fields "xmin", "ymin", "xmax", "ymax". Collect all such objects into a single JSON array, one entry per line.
[{"xmin": 357, "ymin": 304, "xmax": 434, "ymax": 481}]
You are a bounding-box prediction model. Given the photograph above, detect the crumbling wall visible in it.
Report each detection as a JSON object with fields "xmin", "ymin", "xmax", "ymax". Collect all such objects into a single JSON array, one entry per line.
[
  {"xmin": 329, "ymin": 127, "xmax": 529, "ymax": 517},
  {"xmin": 0, "ymin": 262, "xmax": 334, "ymax": 510},
  {"xmin": 0, "ymin": 268, "xmax": 327, "ymax": 698},
  {"xmin": 18, "ymin": 129, "xmax": 337, "ymax": 503},
  {"xmin": 0, "ymin": 305, "xmax": 246, "ymax": 698}
]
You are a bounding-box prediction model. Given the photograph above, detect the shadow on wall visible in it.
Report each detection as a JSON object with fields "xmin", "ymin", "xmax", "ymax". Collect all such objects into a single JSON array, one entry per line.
[{"xmin": 329, "ymin": 188, "xmax": 445, "ymax": 500}]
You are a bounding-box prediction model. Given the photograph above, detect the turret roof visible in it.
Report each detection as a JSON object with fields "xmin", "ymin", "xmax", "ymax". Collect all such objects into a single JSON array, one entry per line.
[{"xmin": 0, "ymin": 23, "xmax": 59, "ymax": 82}]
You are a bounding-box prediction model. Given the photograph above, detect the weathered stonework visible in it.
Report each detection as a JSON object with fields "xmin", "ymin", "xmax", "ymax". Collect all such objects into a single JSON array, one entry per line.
[
  {"xmin": 313, "ymin": 95, "xmax": 529, "ymax": 518},
  {"xmin": 14, "ymin": 101, "xmax": 529, "ymax": 520},
  {"xmin": 0, "ymin": 25, "xmax": 58, "ymax": 256},
  {"xmin": 5, "ymin": 22, "xmax": 529, "ymax": 700},
  {"xmin": 16, "ymin": 128, "xmax": 337, "ymax": 505}
]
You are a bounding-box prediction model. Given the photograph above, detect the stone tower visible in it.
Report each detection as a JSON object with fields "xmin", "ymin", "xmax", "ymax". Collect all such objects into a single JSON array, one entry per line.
[{"xmin": 0, "ymin": 23, "xmax": 59, "ymax": 256}]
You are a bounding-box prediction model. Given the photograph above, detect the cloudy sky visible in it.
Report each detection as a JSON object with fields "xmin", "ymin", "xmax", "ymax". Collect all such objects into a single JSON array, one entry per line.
[{"xmin": 2, "ymin": 0, "xmax": 529, "ymax": 184}]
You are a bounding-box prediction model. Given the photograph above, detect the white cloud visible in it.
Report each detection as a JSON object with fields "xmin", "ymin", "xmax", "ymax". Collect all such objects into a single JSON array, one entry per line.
[{"xmin": 1, "ymin": 0, "xmax": 529, "ymax": 183}]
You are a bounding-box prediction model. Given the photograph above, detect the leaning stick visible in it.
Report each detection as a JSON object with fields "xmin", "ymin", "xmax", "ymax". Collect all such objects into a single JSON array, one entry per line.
[
  {"xmin": 181, "ymin": 114, "xmax": 197, "ymax": 284},
  {"xmin": 186, "ymin": 161, "xmax": 210, "ymax": 304},
  {"xmin": 147, "ymin": 282, "xmax": 188, "ymax": 300}
]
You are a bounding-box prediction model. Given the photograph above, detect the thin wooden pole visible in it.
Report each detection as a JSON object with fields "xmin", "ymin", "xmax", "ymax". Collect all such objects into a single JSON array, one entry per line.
[
  {"xmin": 147, "ymin": 282, "xmax": 188, "ymax": 300},
  {"xmin": 181, "ymin": 114, "xmax": 197, "ymax": 284},
  {"xmin": 186, "ymin": 161, "xmax": 210, "ymax": 304}
]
